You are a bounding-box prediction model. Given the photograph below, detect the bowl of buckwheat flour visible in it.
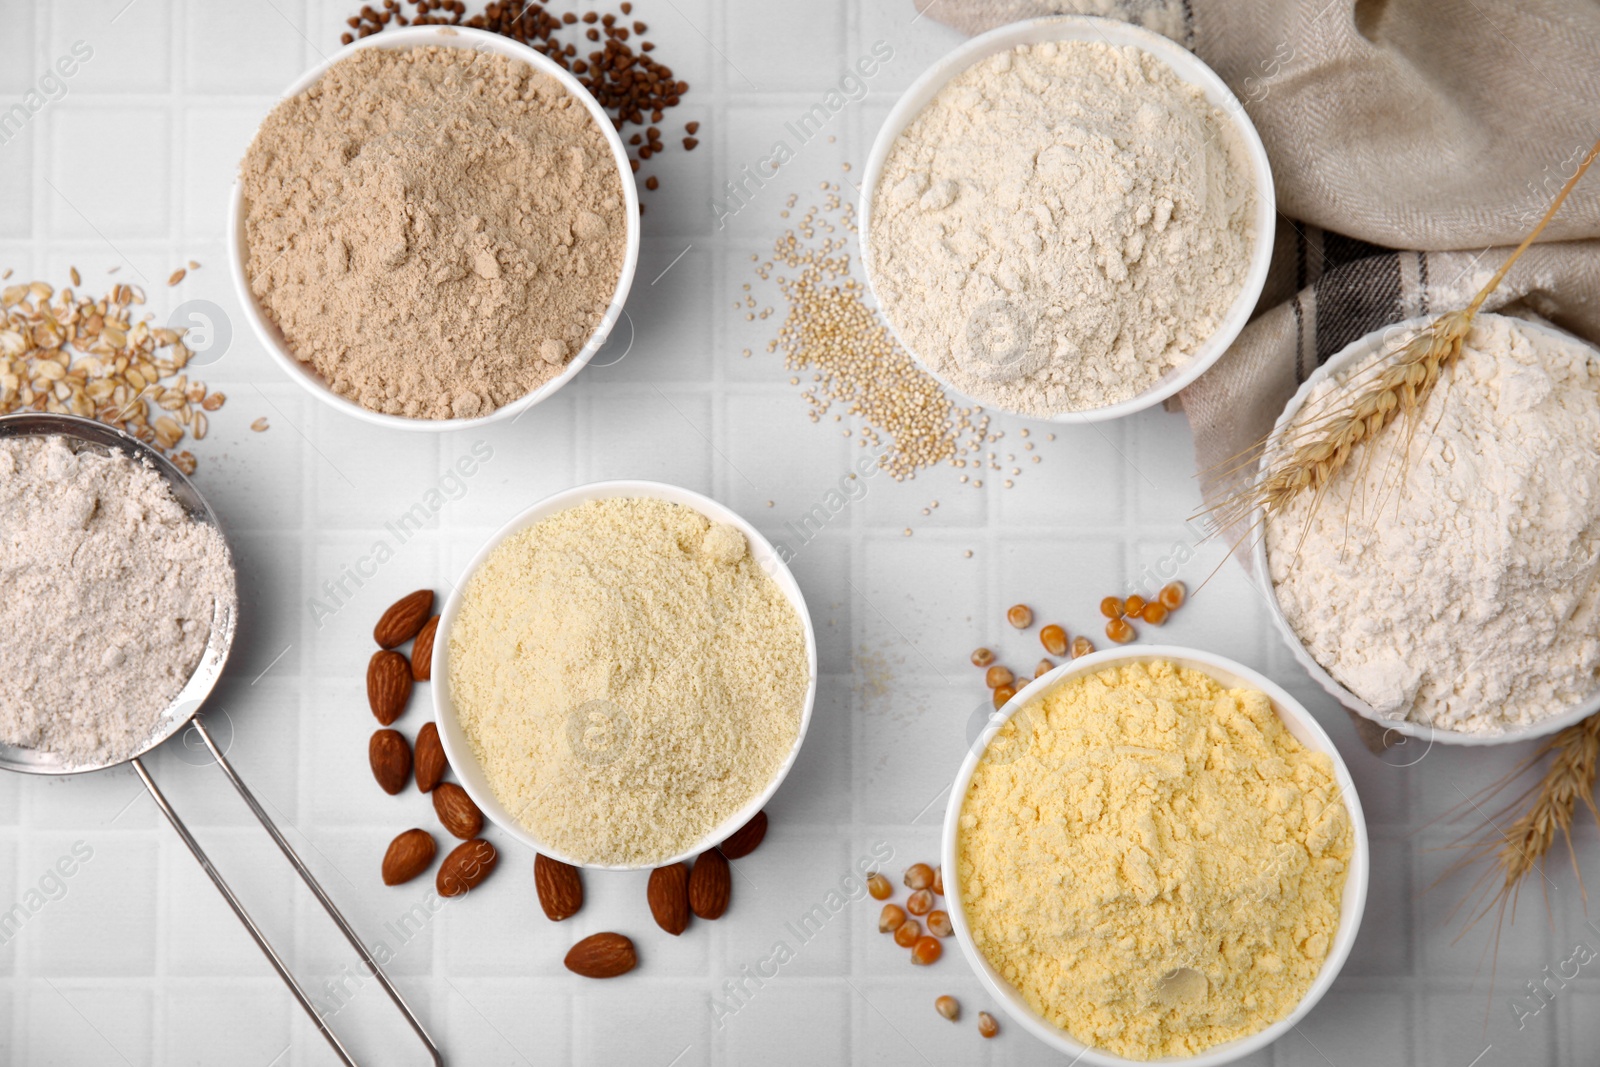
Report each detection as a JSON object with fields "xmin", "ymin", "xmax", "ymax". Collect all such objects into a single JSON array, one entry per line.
[
  {"xmin": 229, "ymin": 27, "xmax": 639, "ymax": 428},
  {"xmin": 0, "ymin": 415, "xmax": 237, "ymax": 773},
  {"xmin": 1258, "ymin": 313, "xmax": 1600, "ymax": 744},
  {"xmin": 431, "ymin": 481, "xmax": 817, "ymax": 869},
  {"xmin": 862, "ymin": 16, "xmax": 1274, "ymax": 422}
]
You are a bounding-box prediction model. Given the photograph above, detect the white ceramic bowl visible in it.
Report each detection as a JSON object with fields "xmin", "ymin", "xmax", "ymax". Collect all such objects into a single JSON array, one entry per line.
[
  {"xmin": 942, "ymin": 646, "xmax": 1368, "ymax": 1066},
  {"xmin": 860, "ymin": 15, "xmax": 1275, "ymax": 423},
  {"xmin": 431, "ymin": 480, "xmax": 819, "ymax": 870},
  {"xmin": 227, "ymin": 26, "xmax": 640, "ymax": 431},
  {"xmin": 1253, "ymin": 313, "xmax": 1600, "ymax": 746}
]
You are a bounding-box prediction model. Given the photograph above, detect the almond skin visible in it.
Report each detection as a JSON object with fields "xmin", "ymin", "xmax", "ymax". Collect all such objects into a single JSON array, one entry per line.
[
  {"xmin": 688, "ymin": 848, "xmax": 731, "ymax": 920},
  {"xmin": 369, "ymin": 729, "xmax": 411, "ymax": 795},
  {"xmin": 719, "ymin": 810, "xmax": 768, "ymax": 860},
  {"xmin": 432, "ymin": 782, "xmax": 483, "ymax": 840},
  {"xmin": 375, "ymin": 589, "xmax": 434, "ymax": 649},
  {"xmin": 382, "ymin": 829, "xmax": 436, "ymax": 886},
  {"xmin": 411, "ymin": 615, "xmax": 439, "ymax": 681},
  {"xmin": 437, "ymin": 838, "xmax": 497, "ymax": 897},
  {"xmin": 534, "ymin": 853, "xmax": 584, "ymax": 921},
  {"xmin": 414, "ymin": 721, "xmax": 447, "ymax": 793},
  {"xmin": 647, "ymin": 862, "xmax": 691, "ymax": 935},
  {"xmin": 564, "ymin": 932, "xmax": 637, "ymax": 979},
  {"xmin": 367, "ymin": 650, "xmax": 412, "ymax": 725}
]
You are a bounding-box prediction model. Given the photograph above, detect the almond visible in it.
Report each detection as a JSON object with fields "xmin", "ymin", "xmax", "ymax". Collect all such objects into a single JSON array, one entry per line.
[
  {"xmin": 369, "ymin": 729, "xmax": 411, "ymax": 795},
  {"xmin": 433, "ymin": 782, "xmax": 483, "ymax": 839},
  {"xmin": 688, "ymin": 848, "xmax": 731, "ymax": 920},
  {"xmin": 647, "ymin": 862, "xmax": 690, "ymax": 935},
  {"xmin": 719, "ymin": 810, "xmax": 767, "ymax": 860},
  {"xmin": 564, "ymin": 932, "xmax": 637, "ymax": 979},
  {"xmin": 414, "ymin": 721, "xmax": 447, "ymax": 793},
  {"xmin": 374, "ymin": 589, "xmax": 434, "ymax": 649},
  {"xmin": 367, "ymin": 650, "xmax": 412, "ymax": 725},
  {"xmin": 382, "ymin": 829, "xmax": 436, "ymax": 886},
  {"xmin": 534, "ymin": 853, "xmax": 584, "ymax": 921},
  {"xmin": 437, "ymin": 838, "xmax": 497, "ymax": 897},
  {"xmin": 411, "ymin": 615, "xmax": 440, "ymax": 681}
]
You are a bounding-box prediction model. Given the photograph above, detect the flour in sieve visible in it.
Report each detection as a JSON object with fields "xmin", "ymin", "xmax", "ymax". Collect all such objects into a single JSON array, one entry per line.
[
  {"xmin": 1267, "ymin": 315, "xmax": 1600, "ymax": 734},
  {"xmin": 0, "ymin": 436, "xmax": 236, "ymax": 766},
  {"xmin": 868, "ymin": 40, "xmax": 1256, "ymax": 416}
]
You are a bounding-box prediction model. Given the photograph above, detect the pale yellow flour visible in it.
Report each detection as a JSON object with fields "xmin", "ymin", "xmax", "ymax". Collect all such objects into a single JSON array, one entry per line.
[
  {"xmin": 957, "ymin": 660, "xmax": 1351, "ymax": 1059},
  {"xmin": 447, "ymin": 497, "xmax": 809, "ymax": 866}
]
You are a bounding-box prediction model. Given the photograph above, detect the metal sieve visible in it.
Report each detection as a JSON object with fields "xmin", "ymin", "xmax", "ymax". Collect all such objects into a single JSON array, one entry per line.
[{"xmin": 0, "ymin": 412, "xmax": 442, "ymax": 1067}]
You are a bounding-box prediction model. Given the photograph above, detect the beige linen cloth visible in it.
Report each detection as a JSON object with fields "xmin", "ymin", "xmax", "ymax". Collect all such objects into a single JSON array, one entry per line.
[{"xmin": 918, "ymin": 0, "xmax": 1600, "ymax": 747}]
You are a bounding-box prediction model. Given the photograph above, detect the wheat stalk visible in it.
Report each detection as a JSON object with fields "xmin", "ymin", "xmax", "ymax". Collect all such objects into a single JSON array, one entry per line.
[{"xmin": 1198, "ymin": 133, "xmax": 1600, "ymax": 549}]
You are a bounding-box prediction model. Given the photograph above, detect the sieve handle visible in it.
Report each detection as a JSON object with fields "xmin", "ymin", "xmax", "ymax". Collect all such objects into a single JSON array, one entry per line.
[{"xmin": 133, "ymin": 719, "xmax": 444, "ymax": 1067}]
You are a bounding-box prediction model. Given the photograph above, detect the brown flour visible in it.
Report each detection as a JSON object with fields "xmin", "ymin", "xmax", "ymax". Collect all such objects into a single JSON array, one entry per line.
[{"xmin": 241, "ymin": 46, "xmax": 627, "ymax": 420}]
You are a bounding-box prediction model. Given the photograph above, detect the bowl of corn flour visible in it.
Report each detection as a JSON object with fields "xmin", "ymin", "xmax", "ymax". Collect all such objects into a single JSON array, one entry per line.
[
  {"xmin": 861, "ymin": 16, "xmax": 1273, "ymax": 421},
  {"xmin": 432, "ymin": 481, "xmax": 817, "ymax": 870},
  {"xmin": 1257, "ymin": 313, "xmax": 1600, "ymax": 744},
  {"xmin": 943, "ymin": 649, "xmax": 1367, "ymax": 1064}
]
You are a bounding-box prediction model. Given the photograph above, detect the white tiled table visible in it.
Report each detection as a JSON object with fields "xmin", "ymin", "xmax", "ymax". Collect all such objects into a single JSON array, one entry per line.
[{"xmin": 0, "ymin": 2, "xmax": 1592, "ymax": 1063}]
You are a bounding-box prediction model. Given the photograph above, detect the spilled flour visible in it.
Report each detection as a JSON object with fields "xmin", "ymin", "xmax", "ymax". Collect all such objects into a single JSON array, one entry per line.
[
  {"xmin": 1268, "ymin": 314, "xmax": 1600, "ymax": 734},
  {"xmin": 0, "ymin": 436, "xmax": 235, "ymax": 767},
  {"xmin": 868, "ymin": 39, "xmax": 1255, "ymax": 415}
]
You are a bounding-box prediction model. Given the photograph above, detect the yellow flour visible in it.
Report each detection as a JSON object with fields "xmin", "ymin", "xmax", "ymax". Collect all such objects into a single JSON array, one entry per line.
[{"xmin": 957, "ymin": 660, "xmax": 1351, "ymax": 1059}]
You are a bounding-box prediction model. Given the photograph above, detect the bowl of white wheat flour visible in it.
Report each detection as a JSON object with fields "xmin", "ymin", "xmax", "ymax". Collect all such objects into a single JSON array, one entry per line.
[
  {"xmin": 431, "ymin": 480, "xmax": 818, "ymax": 870},
  {"xmin": 1255, "ymin": 313, "xmax": 1600, "ymax": 745},
  {"xmin": 861, "ymin": 16, "xmax": 1274, "ymax": 423},
  {"xmin": 228, "ymin": 26, "xmax": 640, "ymax": 430}
]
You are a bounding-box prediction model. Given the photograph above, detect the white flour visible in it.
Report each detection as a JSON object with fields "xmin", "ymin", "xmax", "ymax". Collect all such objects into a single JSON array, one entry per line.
[
  {"xmin": 1267, "ymin": 315, "xmax": 1600, "ymax": 734},
  {"xmin": 868, "ymin": 40, "xmax": 1255, "ymax": 416},
  {"xmin": 0, "ymin": 436, "xmax": 235, "ymax": 766}
]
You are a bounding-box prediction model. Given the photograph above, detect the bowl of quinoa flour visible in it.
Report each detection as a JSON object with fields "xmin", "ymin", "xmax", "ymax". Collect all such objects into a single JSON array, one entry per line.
[
  {"xmin": 862, "ymin": 17, "xmax": 1273, "ymax": 420},
  {"xmin": 0, "ymin": 419, "xmax": 236, "ymax": 770},
  {"xmin": 1260, "ymin": 314, "xmax": 1600, "ymax": 742},
  {"xmin": 232, "ymin": 27, "xmax": 638, "ymax": 427}
]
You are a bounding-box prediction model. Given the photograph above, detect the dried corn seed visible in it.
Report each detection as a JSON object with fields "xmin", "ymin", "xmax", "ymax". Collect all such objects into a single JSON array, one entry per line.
[
  {"xmin": 1035, "ymin": 658, "xmax": 1054, "ymax": 678},
  {"xmin": 906, "ymin": 889, "xmax": 933, "ymax": 916},
  {"xmin": 936, "ymin": 995, "xmax": 960, "ymax": 1021},
  {"xmin": 932, "ymin": 866, "xmax": 943, "ymax": 895},
  {"xmin": 1106, "ymin": 618, "xmax": 1135, "ymax": 644},
  {"xmin": 867, "ymin": 873, "xmax": 892, "ymax": 900},
  {"xmin": 978, "ymin": 1011, "xmax": 999, "ymax": 1038},
  {"xmin": 1160, "ymin": 581, "xmax": 1187, "ymax": 610},
  {"xmin": 1100, "ymin": 596, "xmax": 1125, "ymax": 619},
  {"xmin": 1124, "ymin": 595, "xmax": 1147, "ymax": 617},
  {"xmin": 927, "ymin": 909, "xmax": 953, "ymax": 937},
  {"xmin": 1039, "ymin": 624, "xmax": 1068, "ymax": 656},
  {"xmin": 970, "ymin": 646, "xmax": 995, "ymax": 668},
  {"xmin": 910, "ymin": 935, "xmax": 942, "ymax": 965},
  {"xmin": 984, "ymin": 665, "xmax": 1013, "ymax": 690},
  {"xmin": 1071, "ymin": 635, "xmax": 1095, "ymax": 658},
  {"xmin": 894, "ymin": 919, "xmax": 921, "ymax": 947},
  {"xmin": 879, "ymin": 903, "xmax": 906, "ymax": 933},
  {"xmin": 1141, "ymin": 602, "xmax": 1168, "ymax": 625},
  {"xmin": 1006, "ymin": 603, "xmax": 1033, "ymax": 629},
  {"xmin": 904, "ymin": 863, "xmax": 934, "ymax": 891},
  {"xmin": 992, "ymin": 683, "xmax": 1016, "ymax": 708}
]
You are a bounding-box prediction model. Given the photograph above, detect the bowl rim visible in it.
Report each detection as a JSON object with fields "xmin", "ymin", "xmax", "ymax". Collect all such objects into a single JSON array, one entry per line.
[
  {"xmin": 226, "ymin": 25, "xmax": 641, "ymax": 431},
  {"xmin": 1252, "ymin": 312, "xmax": 1600, "ymax": 746},
  {"xmin": 859, "ymin": 14, "xmax": 1276, "ymax": 424},
  {"xmin": 430, "ymin": 479, "xmax": 820, "ymax": 870},
  {"xmin": 941, "ymin": 645, "xmax": 1369, "ymax": 1066}
]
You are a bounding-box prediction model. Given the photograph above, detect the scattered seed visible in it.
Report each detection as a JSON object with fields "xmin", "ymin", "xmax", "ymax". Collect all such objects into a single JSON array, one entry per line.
[
  {"xmin": 936, "ymin": 995, "xmax": 960, "ymax": 1021},
  {"xmin": 250, "ymin": 417, "xmax": 270, "ymax": 432},
  {"xmin": 906, "ymin": 889, "xmax": 933, "ymax": 916},
  {"xmin": 978, "ymin": 1011, "xmax": 999, "ymax": 1038},
  {"xmin": 879, "ymin": 903, "xmax": 907, "ymax": 933},
  {"xmin": 992, "ymin": 683, "xmax": 1015, "ymax": 708},
  {"xmin": 984, "ymin": 665, "xmax": 1014, "ymax": 690},
  {"xmin": 927, "ymin": 909, "xmax": 953, "ymax": 937},
  {"xmin": 1100, "ymin": 596, "xmax": 1125, "ymax": 619},
  {"xmin": 1124, "ymin": 595, "xmax": 1147, "ymax": 617},
  {"xmin": 1141, "ymin": 602, "xmax": 1169, "ymax": 625},
  {"xmin": 1160, "ymin": 581, "xmax": 1187, "ymax": 610},
  {"xmin": 1006, "ymin": 603, "xmax": 1033, "ymax": 629},
  {"xmin": 1071, "ymin": 635, "xmax": 1095, "ymax": 658},
  {"xmin": 867, "ymin": 873, "xmax": 892, "ymax": 900},
  {"xmin": 970, "ymin": 647, "xmax": 995, "ymax": 668},
  {"xmin": 893, "ymin": 919, "xmax": 921, "ymax": 947},
  {"xmin": 910, "ymin": 935, "xmax": 942, "ymax": 965},
  {"xmin": 1039, "ymin": 624, "xmax": 1068, "ymax": 656},
  {"xmin": 1034, "ymin": 658, "xmax": 1053, "ymax": 678},
  {"xmin": 904, "ymin": 863, "xmax": 934, "ymax": 891},
  {"xmin": 1106, "ymin": 617, "xmax": 1135, "ymax": 644}
]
